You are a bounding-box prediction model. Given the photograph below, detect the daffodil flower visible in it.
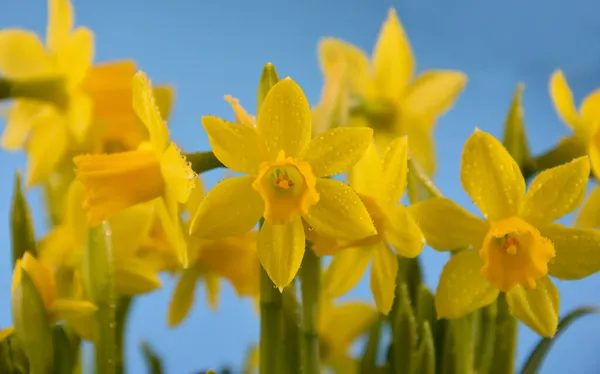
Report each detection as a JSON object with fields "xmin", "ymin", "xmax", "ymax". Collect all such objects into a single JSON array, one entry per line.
[
  {"xmin": 551, "ymin": 71, "xmax": 600, "ymax": 229},
  {"xmin": 323, "ymin": 137, "xmax": 425, "ymax": 314},
  {"xmin": 0, "ymin": 0, "xmax": 171, "ymax": 186},
  {"xmin": 190, "ymin": 77, "xmax": 376, "ymax": 290},
  {"xmin": 74, "ymin": 71, "xmax": 196, "ymax": 266},
  {"xmin": 0, "ymin": 252, "xmax": 97, "ymax": 342},
  {"xmin": 168, "ymin": 177, "xmax": 260, "ymax": 327},
  {"xmin": 317, "ymin": 8, "xmax": 467, "ymax": 174},
  {"xmin": 409, "ymin": 128, "xmax": 600, "ymax": 337}
]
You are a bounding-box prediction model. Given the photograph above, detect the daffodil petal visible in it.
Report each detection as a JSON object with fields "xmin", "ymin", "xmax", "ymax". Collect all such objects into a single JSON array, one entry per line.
[
  {"xmin": 370, "ymin": 242, "xmax": 398, "ymax": 314},
  {"xmin": 116, "ymin": 264, "xmax": 162, "ymax": 296},
  {"xmin": 202, "ymin": 115, "xmax": 265, "ymax": 174},
  {"xmin": 49, "ymin": 299, "xmax": 97, "ymax": 322},
  {"xmin": 302, "ymin": 127, "xmax": 373, "ymax": 177},
  {"xmin": 68, "ymin": 93, "xmax": 93, "ymax": 143},
  {"xmin": 153, "ymin": 85, "xmax": 175, "ymax": 120},
  {"xmin": 38, "ymin": 226, "xmax": 76, "ymax": 267},
  {"xmin": 57, "ymin": 27, "xmax": 94, "ymax": 88},
  {"xmin": 64, "ymin": 180, "xmax": 88, "ymax": 250},
  {"xmin": 20, "ymin": 252, "xmax": 55, "ymax": 310},
  {"xmin": 549, "ymin": 70, "xmax": 583, "ymax": 132},
  {"xmin": 155, "ymin": 194, "xmax": 188, "ymax": 268},
  {"xmin": 590, "ymin": 133, "xmax": 600, "ymax": 179},
  {"xmin": 109, "ymin": 203, "xmax": 154, "ymax": 261},
  {"xmin": 305, "ymin": 179, "xmax": 376, "ymax": 241},
  {"xmin": 185, "ymin": 176, "xmax": 205, "ymax": 217},
  {"xmin": 324, "ymin": 246, "xmax": 372, "ymax": 297},
  {"xmin": 409, "ymin": 197, "xmax": 488, "ymax": 251},
  {"xmin": 576, "ymin": 186, "xmax": 600, "ymax": 229},
  {"xmin": 46, "ymin": 0, "xmax": 73, "ymax": 51},
  {"xmin": 2, "ymin": 101, "xmax": 48, "ymax": 150},
  {"xmin": 318, "ymin": 37, "xmax": 372, "ymax": 95},
  {"xmin": 461, "ymin": 129, "xmax": 525, "ymax": 220},
  {"xmin": 385, "ymin": 204, "xmax": 425, "ymax": 258},
  {"xmin": 405, "ymin": 117, "xmax": 436, "ymax": 175},
  {"xmin": 521, "ymin": 156, "xmax": 590, "ymax": 226},
  {"xmin": 132, "ymin": 71, "xmax": 170, "ymax": 150},
  {"xmin": 349, "ymin": 141, "xmax": 384, "ymax": 198},
  {"xmin": 403, "ymin": 70, "xmax": 467, "ymax": 121},
  {"xmin": 506, "ymin": 276, "xmax": 559, "ymax": 337},
  {"xmin": 26, "ymin": 110, "xmax": 69, "ymax": 187},
  {"xmin": 319, "ymin": 302, "xmax": 377, "ymax": 359},
  {"xmin": 168, "ymin": 268, "xmax": 199, "ymax": 327},
  {"xmin": 382, "ymin": 136, "xmax": 409, "ymax": 204},
  {"xmin": 0, "ymin": 30, "xmax": 55, "ymax": 79},
  {"xmin": 68, "ymin": 315, "xmax": 94, "ymax": 341},
  {"xmin": 372, "ymin": 8, "xmax": 414, "ymax": 100},
  {"xmin": 540, "ymin": 224, "xmax": 600, "ymax": 280},
  {"xmin": 257, "ymin": 78, "xmax": 312, "ymax": 159},
  {"xmin": 435, "ymin": 249, "xmax": 499, "ymax": 319},
  {"xmin": 224, "ymin": 95, "xmax": 256, "ymax": 127},
  {"xmin": 161, "ymin": 142, "xmax": 196, "ymax": 203},
  {"xmin": 0, "ymin": 326, "xmax": 15, "ymax": 342},
  {"xmin": 257, "ymin": 216, "xmax": 305, "ymax": 291},
  {"xmin": 190, "ymin": 176, "xmax": 263, "ymax": 240}
]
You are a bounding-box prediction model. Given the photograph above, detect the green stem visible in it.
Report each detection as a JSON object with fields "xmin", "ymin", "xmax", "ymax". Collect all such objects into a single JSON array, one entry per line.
[
  {"xmin": 489, "ymin": 294, "xmax": 518, "ymax": 374},
  {"xmin": 115, "ymin": 296, "xmax": 133, "ymax": 374},
  {"xmin": 185, "ymin": 152, "xmax": 224, "ymax": 175},
  {"xmin": 0, "ymin": 77, "xmax": 67, "ymax": 106},
  {"xmin": 282, "ymin": 286, "xmax": 302, "ymax": 374},
  {"xmin": 300, "ymin": 248, "xmax": 321, "ymax": 374},
  {"xmin": 475, "ymin": 301, "xmax": 498, "ymax": 374},
  {"xmin": 259, "ymin": 266, "xmax": 283, "ymax": 374}
]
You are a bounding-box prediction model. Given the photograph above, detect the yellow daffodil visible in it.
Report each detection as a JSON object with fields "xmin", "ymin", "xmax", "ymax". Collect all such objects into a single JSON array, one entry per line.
[
  {"xmin": 0, "ymin": 252, "xmax": 97, "ymax": 341},
  {"xmin": 169, "ymin": 177, "xmax": 260, "ymax": 327},
  {"xmin": 74, "ymin": 71, "xmax": 195, "ymax": 266},
  {"xmin": 318, "ymin": 8, "xmax": 467, "ymax": 174},
  {"xmin": 190, "ymin": 77, "xmax": 376, "ymax": 291},
  {"xmin": 0, "ymin": 0, "xmax": 172, "ymax": 186},
  {"xmin": 323, "ymin": 136, "xmax": 425, "ymax": 314},
  {"xmin": 409, "ymin": 128, "xmax": 600, "ymax": 337}
]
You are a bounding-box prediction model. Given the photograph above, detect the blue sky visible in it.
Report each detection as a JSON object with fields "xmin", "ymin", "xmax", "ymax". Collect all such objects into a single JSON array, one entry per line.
[{"xmin": 2, "ymin": 0, "xmax": 600, "ymax": 372}]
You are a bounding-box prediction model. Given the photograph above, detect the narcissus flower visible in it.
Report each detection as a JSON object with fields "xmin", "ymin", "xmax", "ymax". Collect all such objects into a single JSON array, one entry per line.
[
  {"xmin": 409, "ymin": 129, "xmax": 599, "ymax": 337},
  {"xmin": 323, "ymin": 137, "xmax": 425, "ymax": 314},
  {"xmin": 74, "ymin": 71, "xmax": 196, "ymax": 266},
  {"xmin": 190, "ymin": 77, "xmax": 376, "ymax": 290},
  {"xmin": 318, "ymin": 8, "xmax": 467, "ymax": 174},
  {"xmin": 0, "ymin": 0, "xmax": 172, "ymax": 185},
  {"xmin": 168, "ymin": 177, "xmax": 260, "ymax": 327},
  {"xmin": 0, "ymin": 252, "xmax": 97, "ymax": 342}
]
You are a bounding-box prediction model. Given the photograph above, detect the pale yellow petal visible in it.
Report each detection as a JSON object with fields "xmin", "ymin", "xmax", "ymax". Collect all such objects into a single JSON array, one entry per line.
[
  {"xmin": 370, "ymin": 242, "xmax": 398, "ymax": 314},
  {"xmin": 549, "ymin": 70, "xmax": 583, "ymax": 132},
  {"xmin": 168, "ymin": 268, "xmax": 199, "ymax": 327},
  {"xmin": 408, "ymin": 197, "xmax": 488, "ymax": 251},
  {"xmin": 224, "ymin": 95, "xmax": 256, "ymax": 127},
  {"xmin": 402, "ymin": 70, "xmax": 467, "ymax": 119},
  {"xmin": 189, "ymin": 176, "xmax": 264, "ymax": 240},
  {"xmin": 202, "ymin": 115, "xmax": 265, "ymax": 174},
  {"xmin": 541, "ymin": 224, "xmax": 600, "ymax": 280},
  {"xmin": 301, "ymin": 127, "xmax": 373, "ymax": 178},
  {"xmin": 372, "ymin": 8, "xmax": 414, "ymax": 99},
  {"xmin": 520, "ymin": 156, "xmax": 590, "ymax": 226},
  {"xmin": 0, "ymin": 30, "xmax": 55, "ymax": 79},
  {"xmin": 324, "ymin": 246, "xmax": 372, "ymax": 297},
  {"xmin": 435, "ymin": 249, "xmax": 499, "ymax": 319},
  {"xmin": 67, "ymin": 93, "xmax": 93, "ymax": 143},
  {"xmin": 257, "ymin": 216, "xmax": 305, "ymax": 291},
  {"xmin": 575, "ymin": 186, "xmax": 600, "ymax": 229},
  {"xmin": 133, "ymin": 71, "xmax": 169, "ymax": 150},
  {"xmin": 461, "ymin": 129, "xmax": 525, "ymax": 220},
  {"xmin": 318, "ymin": 37, "xmax": 372, "ymax": 95},
  {"xmin": 580, "ymin": 89, "xmax": 600, "ymax": 125},
  {"xmin": 404, "ymin": 117, "xmax": 436, "ymax": 175},
  {"xmin": 153, "ymin": 85, "xmax": 175, "ymax": 120},
  {"xmin": 115, "ymin": 264, "xmax": 162, "ymax": 296},
  {"xmin": 385, "ymin": 204, "xmax": 425, "ymax": 258},
  {"xmin": 160, "ymin": 142, "xmax": 196, "ymax": 203},
  {"xmin": 2, "ymin": 101, "xmax": 48, "ymax": 150},
  {"xmin": 304, "ymin": 179, "xmax": 376, "ymax": 241},
  {"xmin": 348, "ymin": 141, "xmax": 384, "ymax": 198},
  {"xmin": 382, "ymin": 136, "xmax": 409, "ymax": 204},
  {"xmin": 257, "ymin": 78, "xmax": 312, "ymax": 159},
  {"xmin": 26, "ymin": 109, "xmax": 69, "ymax": 186},
  {"xmin": 56, "ymin": 27, "xmax": 94, "ymax": 88},
  {"xmin": 109, "ymin": 203, "xmax": 154, "ymax": 261},
  {"xmin": 49, "ymin": 299, "xmax": 97, "ymax": 322},
  {"xmin": 0, "ymin": 327, "xmax": 15, "ymax": 342},
  {"xmin": 319, "ymin": 302, "xmax": 377, "ymax": 359},
  {"xmin": 46, "ymin": 0, "xmax": 73, "ymax": 51},
  {"xmin": 506, "ymin": 276, "xmax": 559, "ymax": 337}
]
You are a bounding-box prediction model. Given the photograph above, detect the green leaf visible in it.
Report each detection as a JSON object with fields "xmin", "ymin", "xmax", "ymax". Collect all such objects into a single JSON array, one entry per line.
[
  {"xmin": 257, "ymin": 62, "xmax": 280, "ymax": 113},
  {"xmin": 52, "ymin": 326, "xmax": 80, "ymax": 374},
  {"xmin": 489, "ymin": 293, "xmax": 518, "ymax": 374},
  {"xmin": 10, "ymin": 171, "xmax": 36, "ymax": 266},
  {"xmin": 185, "ymin": 152, "xmax": 224, "ymax": 175},
  {"xmin": 414, "ymin": 322, "xmax": 435, "ymax": 374},
  {"xmin": 392, "ymin": 283, "xmax": 418, "ymax": 374},
  {"xmin": 141, "ymin": 341, "xmax": 163, "ymax": 374},
  {"xmin": 83, "ymin": 223, "xmax": 117, "ymax": 374},
  {"xmin": 502, "ymin": 83, "xmax": 532, "ymax": 170},
  {"xmin": 415, "ymin": 285, "xmax": 436, "ymax": 342},
  {"xmin": 521, "ymin": 306, "xmax": 599, "ymax": 374},
  {"xmin": 474, "ymin": 301, "xmax": 497, "ymax": 374},
  {"xmin": 12, "ymin": 269, "xmax": 53, "ymax": 374},
  {"xmin": 359, "ymin": 317, "xmax": 383, "ymax": 374}
]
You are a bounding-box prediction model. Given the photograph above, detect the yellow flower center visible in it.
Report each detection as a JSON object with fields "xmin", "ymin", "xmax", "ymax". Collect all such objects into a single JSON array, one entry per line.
[
  {"xmin": 252, "ymin": 150, "xmax": 319, "ymax": 223},
  {"xmin": 479, "ymin": 217, "xmax": 555, "ymax": 292}
]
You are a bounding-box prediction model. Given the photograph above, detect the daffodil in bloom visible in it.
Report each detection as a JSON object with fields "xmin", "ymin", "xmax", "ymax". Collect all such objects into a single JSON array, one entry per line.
[
  {"xmin": 0, "ymin": 0, "xmax": 171, "ymax": 186},
  {"xmin": 409, "ymin": 128, "xmax": 600, "ymax": 337},
  {"xmin": 190, "ymin": 77, "xmax": 376, "ymax": 290},
  {"xmin": 317, "ymin": 8, "xmax": 467, "ymax": 174},
  {"xmin": 168, "ymin": 177, "xmax": 260, "ymax": 327},
  {"xmin": 74, "ymin": 71, "xmax": 196, "ymax": 266},
  {"xmin": 322, "ymin": 137, "xmax": 425, "ymax": 314},
  {"xmin": 0, "ymin": 252, "xmax": 97, "ymax": 342}
]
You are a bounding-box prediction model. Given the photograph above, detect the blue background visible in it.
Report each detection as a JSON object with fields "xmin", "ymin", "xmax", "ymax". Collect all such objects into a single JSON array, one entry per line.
[{"xmin": 2, "ymin": 0, "xmax": 600, "ymax": 372}]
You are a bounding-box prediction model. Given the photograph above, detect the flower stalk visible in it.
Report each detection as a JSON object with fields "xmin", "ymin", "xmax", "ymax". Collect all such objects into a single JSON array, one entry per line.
[
  {"xmin": 259, "ymin": 265, "xmax": 283, "ymax": 374},
  {"xmin": 300, "ymin": 246, "xmax": 321, "ymax": 373}
]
